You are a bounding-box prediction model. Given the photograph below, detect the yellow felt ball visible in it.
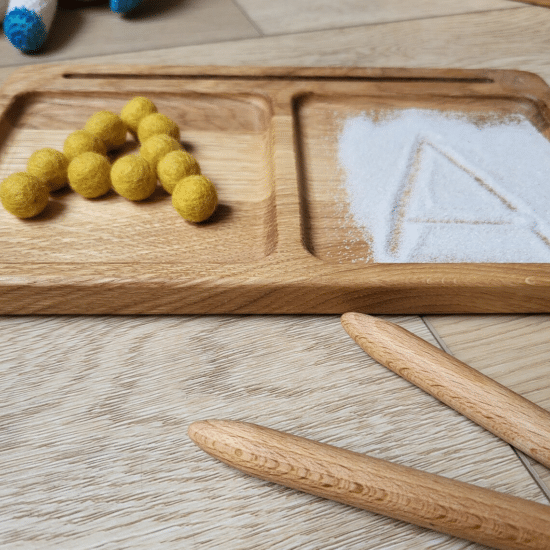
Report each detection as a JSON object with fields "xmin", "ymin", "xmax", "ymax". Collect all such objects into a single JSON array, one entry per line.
[
  {"xmin": 64, "ymin": 130, "xmax": 107, "ymax": 162},
  {"xmin": 120, "ymin": 97, "xmax": 158, "ymax": 135},
  {"xmin": 84, "ymin": 110, "xmax": 127, "ymax": 150},
  {"xmin": 137, "ymin": 113, "xmax": 180, "ymax": 144},
  {"xmin": 157, "ymin": 150, "xmax": 201, "ymax": 194},
  {"xmin": 0, "ymin": 172, "xmax": 49, "ymax": 218},
  {"xmin": 172, "ymin": 175, "xmax": 217, "ymax": 223},
  {"xmin": 27, "ymin": 148, "xmax": 69, "ymax": 192},
  {"xmin": 140, "ymin": 134, "xmax": 181, "ymax": 171},
  {"xmin": 111, "ymin": 154, "xmax": 156, "ymax": 201},
  {"xmin": 68, "ymin": 152, "xmax": 112, "ymax": 198}
]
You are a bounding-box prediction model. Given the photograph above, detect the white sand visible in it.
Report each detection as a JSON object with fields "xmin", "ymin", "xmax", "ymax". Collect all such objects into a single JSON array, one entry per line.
[{"xmin": 338, "ymin": 109, "xmax": 550, "ymax": 262}]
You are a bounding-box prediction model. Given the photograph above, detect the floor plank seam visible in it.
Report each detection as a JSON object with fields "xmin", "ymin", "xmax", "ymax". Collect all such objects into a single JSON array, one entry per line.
[
  {"xmin": 0, "ymin": 33, "xmax": 266, "ymax": 70},
  {"xmin": 216, "ymin": 5, "xmax": 526, "ymax": 41},
  {"xmin": 421, "ymin": 315, "xmax": 550, "ymax": 504},
  {"xmin": 0, "ymin": 5, "xmax": 534, "ymax": 72},
  {"xmin": 230, "ymin": 0, "xmax": 265, "ymax": 37},
  {"xmin": 421, "ymin": 316, "xmax": 454, "ymax": 355},
  {"xmin": 514, "ymin": 449, "xmax": 550, "ymax": 503}
]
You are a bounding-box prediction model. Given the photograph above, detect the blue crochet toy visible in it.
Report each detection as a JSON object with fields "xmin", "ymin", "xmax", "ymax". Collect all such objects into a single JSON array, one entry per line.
[{"xmin": 1, "ymin": 0, "xmax": 142, "ymax": 53}]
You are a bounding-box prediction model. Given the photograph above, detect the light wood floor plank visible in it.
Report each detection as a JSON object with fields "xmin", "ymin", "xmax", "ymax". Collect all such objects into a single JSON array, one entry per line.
[
  {"xmin": 0, "ymin": 315, "xmax": 545, "ymax": 549},
  {"xmin": 4, "ymin": 7, "xmax": 546, "ymax": 85},
  {"xmin": 426, "ymin": 315, "xmax": 550, "ymax": 496},
  {"xmin": 0, "ymin": 0, "xmax": 260, "ymax": 68},
  {"xmin": 233, "ymin": 0, "xmax": 520, "ymax": 35}
]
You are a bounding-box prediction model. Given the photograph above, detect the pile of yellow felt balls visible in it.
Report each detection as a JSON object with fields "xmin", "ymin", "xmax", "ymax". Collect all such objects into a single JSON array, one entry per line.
[{"xmin": 0, "ymin": 97, "xmax": 218, "ymax": 223}]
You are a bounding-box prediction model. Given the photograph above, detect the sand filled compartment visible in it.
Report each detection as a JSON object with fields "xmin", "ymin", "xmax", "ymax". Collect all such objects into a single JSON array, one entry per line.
[{"xmin": 297, "ymin": 94, "xmax": 550, "ymax": 263}]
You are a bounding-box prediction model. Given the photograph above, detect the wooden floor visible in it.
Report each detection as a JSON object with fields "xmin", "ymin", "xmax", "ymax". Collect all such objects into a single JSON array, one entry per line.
[{"xmin": 2, "ymin": 1, "xmax": 550, "ymax": 548}]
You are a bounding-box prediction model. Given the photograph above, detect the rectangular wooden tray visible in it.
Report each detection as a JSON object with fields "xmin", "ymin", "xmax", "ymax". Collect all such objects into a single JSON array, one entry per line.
[{"xmin": 1, "ymin": 64, "xmax": 549, "ymax": 313}]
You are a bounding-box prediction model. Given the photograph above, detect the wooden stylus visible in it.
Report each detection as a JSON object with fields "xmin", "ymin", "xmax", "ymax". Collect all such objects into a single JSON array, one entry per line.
[
  {"xmin": 189, "ymin": 314, "xmax": 550, "ymax": 548},
  {"xmin": 341, "ymin": 312, "xmax": 550, "ymax": 470},
  {"xmin": 188, "ymin": 419, "xmax": 550, "ymax": 550}
]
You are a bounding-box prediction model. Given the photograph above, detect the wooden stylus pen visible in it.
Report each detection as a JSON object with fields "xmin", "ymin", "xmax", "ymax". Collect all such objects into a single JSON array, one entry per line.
[
  {"xmin": 341, "ymin": 312, "xmax": 550, "ymax": 469},
  {"xmin": 189, "ymin": 314, "xmax": 550, "ymax": 548},
  {"xmin": 188, "ymin": 419, "xmax": 550, "ymax": 550}
]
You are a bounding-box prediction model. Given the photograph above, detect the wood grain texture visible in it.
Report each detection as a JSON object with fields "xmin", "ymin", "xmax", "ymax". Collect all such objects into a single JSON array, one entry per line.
[
  {"xmin": 426, "ymin": 314, "xmax": 550, "ymax": 495},
  {"xmin": 4, "ymin": 7, "xmax": 543, "ymax": 80},
  {"xmin": 0, "ymin": 0, "xmax": 260, "ymax": 67},
  {"xmin": 234, "ymin": 0, "xmax": 519, "ymax": 34},
  {"xmin": 0, "ymin": 315, "xmax": 546, "ymax": 549},
  {"xmin": 1, "ymin": 65, "xmax": 550, "ymax": 313},
  {"xmin": 511, "ymin": 0, "xmax": 550, "ymax": 6},
  {"xmin": 424, "ymin": 316, "xmax": 550, "ymax": 409},
  {"xmin": 1, "ymin": 2, "xmax": 550, "ymax": 548},
  {"xmin": 2, "ymin": 6, "xmax": 549, "ymax": 86},
  {"xmin": 189, "ymin": 419, "xmax": 550, "ymax": 550},
  {"xmin": 0, "ymin": 0, "xmax": 520, "ymax": 68},
  {"xmin": 341, "ymin": 313, "xmax": 550, "ymax": 469}
]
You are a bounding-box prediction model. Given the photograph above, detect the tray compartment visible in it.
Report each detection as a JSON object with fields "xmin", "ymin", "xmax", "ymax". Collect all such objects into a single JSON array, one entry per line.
[
  {"xmin": 295, "ymin": 93, "xmax": 550, "ymax": 263},
  {"xmin": 0, "ymin": 91, "xmax": 276, "ymax": 264}
]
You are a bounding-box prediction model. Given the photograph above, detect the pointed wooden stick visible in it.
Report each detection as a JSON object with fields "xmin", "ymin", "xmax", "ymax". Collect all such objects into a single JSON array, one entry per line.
[
  {"xmin": 189, "ymin": 419, "xmax": 550, "ymax": 550},
  {"xmin": 341, "ymin": 312, "xmax": 550, "ymax": 469}
]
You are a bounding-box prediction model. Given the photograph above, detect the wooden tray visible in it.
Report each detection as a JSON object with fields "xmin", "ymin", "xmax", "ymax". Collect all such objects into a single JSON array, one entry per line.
[
  {"xmin": 1, "ymin": 64, "xmax": 550, "ymax": 314},
  {"xmin": 512, "ymin": 1, "xmax": 550, "ymax": 7}
]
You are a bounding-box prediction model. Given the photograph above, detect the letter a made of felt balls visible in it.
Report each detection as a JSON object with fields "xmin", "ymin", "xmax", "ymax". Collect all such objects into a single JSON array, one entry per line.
[
  {"xmin": 0, "ymin": 0, "xmax": 143, "ymax": 53},
  {"xmin": 0, "ymin": 97, "xmax": 218, "ymax": 223}
]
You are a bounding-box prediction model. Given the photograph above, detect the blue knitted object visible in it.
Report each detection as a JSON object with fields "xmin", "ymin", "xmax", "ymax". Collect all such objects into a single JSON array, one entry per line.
[
  {"xmin": 3, "ymin": 7, "xmax": 46, "ymax": 53},
  {"xmin": 110, "ymin": 0, "xmax": 142, "ymax": 14}
]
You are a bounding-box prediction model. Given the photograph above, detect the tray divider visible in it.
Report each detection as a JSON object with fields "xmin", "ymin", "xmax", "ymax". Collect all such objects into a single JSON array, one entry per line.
[{"xmin": 270, "ymin": 97, "xmax": 310, "ymax": 260}]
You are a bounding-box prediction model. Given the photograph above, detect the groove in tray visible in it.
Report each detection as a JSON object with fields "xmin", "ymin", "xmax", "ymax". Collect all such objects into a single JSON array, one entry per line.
[{"xmin": 61, "ymin": 72, "xmax": 495, "ymax": 84}]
